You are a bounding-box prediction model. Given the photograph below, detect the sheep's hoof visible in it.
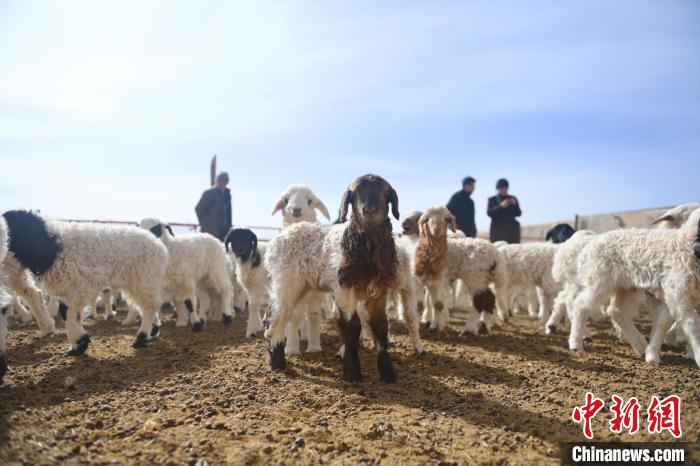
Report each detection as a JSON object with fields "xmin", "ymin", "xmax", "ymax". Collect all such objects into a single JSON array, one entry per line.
[
  {"xmin": 377, "ymin": 351, "xmax": 397, "ymax": 383},
  {"xmin": 477, "ymin": 322, "xmax": 489, "ymax": 335},
  {"xmin": 191, "ymin": 320, "xmax": 204, "ymax": 333},
  {"xmin": 306, "ymin": 345, "xmax": 322, "ymax": 353},
  {"xmin": 68, "ymin": 334, "xmax": 91, "ymax": 356},
  {"xmin": 234, "ymin": 306, "xmax": 243, "ymax": 314},
  {"xmin": 150, "ymin": 325, "xmax": 161, "ymax": 338},
  {"xmin": 583, "ymin": 336, "xmax": 592, "ymax": 343},
  {"xmin": 270, "ymin": 343, "xmax": 286, "ymax": 371},
  {"xmin": 133, "ymin": 332, "xmax": 149, "ymax": 349},
  {"xmin": 0, "ymin": 353, "xmax": 7, "ymax": 384},
  {"xmin": 342, "ymin": 350, "xmax": 362, "ymax": 383},
  {"xmin": 222, "ymin": 314, "xmax": 233, "ymax": 327},
  {"xmin": 547, "ymin": 325, "xmax": 557, "ymax": 335},
  {"xmin": 246, "ymin": 332, "xmax": 258, "ymax": 339}
]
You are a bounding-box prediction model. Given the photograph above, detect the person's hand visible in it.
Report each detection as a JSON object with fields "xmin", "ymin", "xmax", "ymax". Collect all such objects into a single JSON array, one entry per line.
[
  {"xmin": 499, "ymin": 200, "xmax": 510, "ymax": 208},
  {"xmin": 510, "ymin": 197, "xmax": 518, "ymax": 205}
]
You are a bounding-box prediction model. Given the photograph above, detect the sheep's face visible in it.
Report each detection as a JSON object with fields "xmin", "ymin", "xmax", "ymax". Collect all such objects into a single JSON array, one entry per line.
[
  {"xmin": 138, "ymin": 218, "xmax": 173, "ymax": 238},
  {"xmin": 339, "ymin": 174, "xmax": 399, "ymax": 226},
  {"xmin": 418, "ymin": 207, "xmax": 456, "ymax": 239},
  {"xmin": 651, "ymin": 203, "xmax": 700, "ymax": 230},
  {"xmin": 272, "ymin": 185, "xmax": 330, "ymax": 225},
  {"xmin": 224, "ymin": 228, "xmax": 257, "ymax": 260},
  {"xmin": 401, "ymin": 211, "xmax": 422, "ymax": 236}
]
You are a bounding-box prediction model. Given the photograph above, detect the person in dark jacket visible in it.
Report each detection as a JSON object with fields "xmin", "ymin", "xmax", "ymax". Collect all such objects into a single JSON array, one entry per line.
[
  {"xmin": 446, "ymin": 176, "xmax": 477, "ymax": 238},
  {"xmin": 195, "ymin": 172, "xmax": 232, "ymax": 241},
  {"xmin": 487, "ymin": 178, "xmax": 521, "ymax": 243}
]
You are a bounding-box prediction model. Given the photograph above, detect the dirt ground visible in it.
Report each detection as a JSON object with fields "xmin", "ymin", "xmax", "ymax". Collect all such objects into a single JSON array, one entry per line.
[{"xmin": 1, "ymin": 308, "xmax": 697, "ymax": 465}]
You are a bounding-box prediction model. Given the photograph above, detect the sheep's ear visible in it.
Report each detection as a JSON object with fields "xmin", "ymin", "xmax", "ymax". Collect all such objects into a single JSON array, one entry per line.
[
  {"xmin": 447, "ymin": 214, "xmax": 457, "ymax": 233},
  {"xmin": 418, "ymin": 216, "xmax": 429, "ymax": 237},
  {"xmin": 251, "ymin": 234, "xmax": 258, "ymax": 254},
  {"xmin": 339, "ymin": 189, "xmax": 353, "ymax": 223},
  {"xmin": 387, "ymin": 187, "xmax": 400, "ymax": 220},
  {"xmin": 166, "ymin": 225, "xmax": 174, "ymax": 237},
  {"xmin": 149, "ymin": 224, "xmax": 162, "ymax": 238},
  {"xmin": 271, "ymin": 198, "xmax": 286, "ymax": 217},
  {"xmin": 313, "ymin": 198, "xmax": 331, "ymax": 221},
  {"xmin": 224, "ymin": 230, "xmax": 233, "ymax": 252},
  {"xmin": 651, "ymin": 214, "xmax": 673, "ymax": 226}
]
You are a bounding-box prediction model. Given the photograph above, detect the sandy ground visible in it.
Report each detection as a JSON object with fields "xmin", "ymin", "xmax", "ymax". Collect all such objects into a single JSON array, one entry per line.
[{"xmin": 1, "ymin": 308, "xmax": 697, "ymax": 465}]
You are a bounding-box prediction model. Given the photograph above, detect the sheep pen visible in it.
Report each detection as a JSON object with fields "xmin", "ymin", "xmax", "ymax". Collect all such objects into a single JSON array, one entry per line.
[{"xmin": 1, "ymin": 303, "xmax": 698, "ymax": 464}]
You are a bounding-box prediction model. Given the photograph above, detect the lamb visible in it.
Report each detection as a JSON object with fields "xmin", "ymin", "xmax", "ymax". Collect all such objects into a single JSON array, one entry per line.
[
  {"xmin": 570, "ymin": 207, "xmax": 700, "ymax": 367},
  {"xmin": 3, "ymin": 210, "xmax": 168, "ymax": 355},
  {"xmin": 270, "ymin": 185, "xmax": 332, "ymax": 355},
  {"xmin": 413, "ymin": 206, "xmax": 505, "ymax": 335},
  {"xmin": 138, "ymin": 218, "xmax": 234, "ymax": 331},
  {"xmin": 495, "ymin": 241, "xmax": 560, "ymax": 327},
  {"xmin": 264, "ymin": 174, "xmax": 423, "ymax": 383},
  {"xmin": 224, "ymin": 228, "xmax": 270, "ymax": 339}
]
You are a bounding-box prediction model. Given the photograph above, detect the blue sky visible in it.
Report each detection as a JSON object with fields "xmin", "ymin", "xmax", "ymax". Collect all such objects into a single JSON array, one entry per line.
[{"xmin": 0, "ymin": 0, "xmax": 698, "ymax": 237}]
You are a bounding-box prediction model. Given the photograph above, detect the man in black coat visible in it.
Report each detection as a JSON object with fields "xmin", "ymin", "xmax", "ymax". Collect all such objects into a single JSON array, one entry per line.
[
  {"xmin": 487, "ymin": 178, "xmax": 521, "ymax": 243},
  {"xmin": 195, "ymin": 172, "xmax": 232, "ymax": 241},
  {"xmin": 447, "ymin": 176, "xmax": 477, "ymax": 238}
]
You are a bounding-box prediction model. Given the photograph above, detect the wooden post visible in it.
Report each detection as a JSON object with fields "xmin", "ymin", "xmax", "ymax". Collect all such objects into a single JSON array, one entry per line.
[{"xmin": 210, "ymin": 155, "xmax": 217, "ymax": 186}]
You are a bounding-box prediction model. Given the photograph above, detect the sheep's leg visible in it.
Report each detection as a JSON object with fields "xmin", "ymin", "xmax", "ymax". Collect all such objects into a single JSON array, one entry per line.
[
  {"xmin": 569, "ymin": 289, "xmax": 597, "ymax": 351},
  {"xmin": 172, "ymin": 298, "xmax": 190, "ymax": 327},
  {"xmin": 188, "ymin": 297, "xmax": 205, "ymax": 332},
  {"xmin": 211, "ymin": 268, "xmax": 234, "ymax": 326},
  {"xmin": 608, "ymin": 290, "xmax": 647, "ymax": 356},
  {"xmin": 61, "ymin": 300, "xmax": 91, "ymax": 356},
  {"xmin": 121, "ymin": 303, "xmax": 141, "ymax": 325},
  {"xmin": 399, "ymin": 284, "xmax": 424, "ymax": 355},
  {"xmin": 664, "ymin": 321, "xmax": 680, "ymax": 347},
  {"xmin": 10, "ymin": 272, "xmax": 55, "ymax": 337},
  {"xmin": 285, "ymin": 307, "xmax": 304, "ymax": 357},
  {"xmin": 132, "ymin": 296, "xmax": 159, "ymax": 348},
  {"xmin": 0, "ymin": 307, "xmax": 8, "ymax": 384},
  {"xmin": 10, "ymin": 298, "xmax": 33, "ymax": 323},
  {"xmin": 102, "ymin": 288, "xmax": 116, "ymax": 320},
  {"xmin": 473, "ymin": 288, "xmax": 497, "ymax": 335},
  {"xmin": 421, "ymin": 288, "xmax": 431, "ymax": 324},
  {"xmin": 645, "ymin": 307, "xmax": 673, "ymax": 365},
  {"xmin": 333, "ymin": 286, "xmax": 361, "ymax": 382},
  {"xmin": 547, "ymin": 286, "xmax": 571, "ymax": 335},
  {"xmin": 425, "ymin": 283, "xmax": 448, "ymax": 331},
  {"xmin": 365, "ymin": 291, "xmax": 396, "ymax": 383},
  {"xmin": 527, "ymin": 289, "xmax": 539, "ymax": 317},
  {"xmin": 47, "ymin": 295, "xmax": 59, "ymax": 318},
  {"xmin": 246, "ymin": 296, "xmax": 264, "ymax": 338},
  {"xmin": 305, "ymin": 293, "xmax": 323, "ymax": 353}
]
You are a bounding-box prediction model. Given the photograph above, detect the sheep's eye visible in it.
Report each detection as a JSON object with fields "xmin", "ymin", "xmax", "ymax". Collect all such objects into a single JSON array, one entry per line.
[
  {"xmin": 284, "ymin": 198, "xmax": 288, "ymax": 205},
  {"xmin": 307, "ymin": 199, "xmax": 313, "ymax": 205}
]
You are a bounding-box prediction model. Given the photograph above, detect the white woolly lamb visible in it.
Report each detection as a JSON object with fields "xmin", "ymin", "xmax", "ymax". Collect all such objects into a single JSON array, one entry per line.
[
  {"xmin": 495, "ymin": 242, "xmax": 561, "ymax": 327},
  {"xmin": 570, "ymin": 207, "xmax": 700, "ymax": 367},
  {"xmin": 0, "ymin": 215, "xmax": 10, "ymax": 382},
  {"xmin": 138, "ymin": 218, "xmax": 234, "ymax": 331},
  {"xmin": 3, "ymin": 210, "xmax": 169, "ymax": 355}
]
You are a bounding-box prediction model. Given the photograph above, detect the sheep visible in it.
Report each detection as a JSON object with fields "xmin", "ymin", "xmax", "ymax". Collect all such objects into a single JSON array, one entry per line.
[
  {"xmin": 270, "ymin": 185, "xmax": 332, "ymax": 355},
  {"xmin": 264, "ymin": 174, "xmax": 422, "ymax": 383},
  {"xmin": 224, "ymin": 228, "xmax": 269, "ymax": 339},
  {"xmin": 3, "ymin": 210, "xmax": 168, "ymax": 354},
  {"xmin": 495, "ymin": 241, "xmax": 560, "ymax": 327},
  {"xmin": 138, "ymin": 218, "xmax": 234, "ymax": 331},
  {"xmin": 569, "ymin": 207, "xmax": 700, "ymax": 367},
  {"xmin": 413, "ymin": 206, "xmax": 505, "ymax": 335}
]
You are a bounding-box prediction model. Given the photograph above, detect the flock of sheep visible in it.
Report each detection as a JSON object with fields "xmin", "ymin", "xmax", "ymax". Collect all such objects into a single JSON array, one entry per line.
[{"xmin": 0, "ymin": 174, "xmax": 699, "ymax": 385}]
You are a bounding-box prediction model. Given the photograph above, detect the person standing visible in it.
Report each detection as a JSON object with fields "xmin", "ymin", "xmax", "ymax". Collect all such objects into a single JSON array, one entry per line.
[
  {"xmin": 446, "ymin": 176, "xmax": 477, "ymax": 238},
  {"xmin": 487, "ymin": 178, "xmax": 521, "ymax": 243},
  {"xmin": 195, "ymin": 171, "xmax": 232, "ymax": 241}
]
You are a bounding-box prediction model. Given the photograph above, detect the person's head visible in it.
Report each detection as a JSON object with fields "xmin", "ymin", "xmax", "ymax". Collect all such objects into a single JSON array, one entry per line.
[
  {"xmin": 496, "ymin": 178, "xmax": 509, "ymax": 196},
  {"xmin": 216, "ymin": 172, "xmax": 229, "ymax": 190},
  {"xmin": 462, "ymin": 176, "xmax": 476, "ymax": 194}
]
